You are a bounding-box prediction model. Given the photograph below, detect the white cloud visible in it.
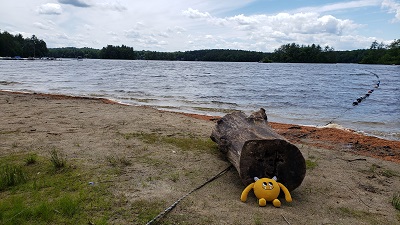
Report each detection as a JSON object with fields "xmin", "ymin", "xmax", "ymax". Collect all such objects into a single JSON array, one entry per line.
[
  {"xmin": 294, "ymin": 0, "xmax": 381, "ymax": 14},
  {"xmin": 229, "ymin": 14, "xmax": 259, "ymax": 25},
  {"xmin": 183, "ymin": 9, "xmax": 359, "ymax": 36},
  {"xmin": 33, "ymin": 22, "xmax": 53, "ymax": 30},
  {"xmin": 182, "ymin": 8, "xmax": 211, "ymax": 19},
  {"xmin": 124, "ymin": 29, "xmax": 141, "ymax": 39},
  {"xmin": 382, "ymin": 0, "xmax": 400, "ymax": 22},
  {"xmin": 37, "ymin": 3, "xmax": 62, "ymax": 15},
  {"xmin": 167, "ymin": 26, "xmax": 186, "ymax": 34},
  {"xmin": 267, "ymin": 13, "xmax": 359, "ymax": 35},
  {"xmin": 96, "ymin": 2, "xmax": 127, "ymax": 11}
]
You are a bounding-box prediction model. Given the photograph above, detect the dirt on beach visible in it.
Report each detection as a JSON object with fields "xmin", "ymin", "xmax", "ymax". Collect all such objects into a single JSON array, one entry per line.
[{"xmin": 1, "ymin": 91, "xmax": 399, "ymax": 224}]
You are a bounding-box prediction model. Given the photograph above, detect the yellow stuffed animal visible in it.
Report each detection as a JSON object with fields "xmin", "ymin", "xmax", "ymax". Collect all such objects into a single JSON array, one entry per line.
[{"xmin": 240, "ymin": 176, "xmax": 292, "ymax": 207}]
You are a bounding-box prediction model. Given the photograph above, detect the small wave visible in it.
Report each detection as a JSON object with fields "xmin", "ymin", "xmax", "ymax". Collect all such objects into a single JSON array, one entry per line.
[
  {"xmin": 319, "ymin": 123, "xmax": 353, "ymax": 131},
  {"xmin": 210, "ymin": 100, "xmax": 239, "ymax": 106},
  {"xmin": 0, "ymin": 81, "xmax": 19, "ymax": 85},
  {"xmin": 354, "ymin": 121, "xmax": 386, "ymax": 126},
  {"xmin": 211, "ymin": 82, "xmax": 227, "ymax": 85}
]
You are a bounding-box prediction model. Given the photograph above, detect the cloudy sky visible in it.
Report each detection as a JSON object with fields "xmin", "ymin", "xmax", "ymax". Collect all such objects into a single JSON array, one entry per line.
[{"xmin": 1, "ymin": 0, "xmax": 399, "ymax": 52}]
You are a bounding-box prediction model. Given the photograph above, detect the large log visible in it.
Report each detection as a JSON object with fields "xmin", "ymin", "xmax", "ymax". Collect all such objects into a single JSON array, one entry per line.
[{"xmin": 210, "ymin": 108, "xmax": 306, "ymax": 191}]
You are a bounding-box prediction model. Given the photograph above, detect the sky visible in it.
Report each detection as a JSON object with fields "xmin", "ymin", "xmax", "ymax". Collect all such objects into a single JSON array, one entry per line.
[{"xmin": 1, "ymin": 0, "xmax": 399, "ymax": 52}]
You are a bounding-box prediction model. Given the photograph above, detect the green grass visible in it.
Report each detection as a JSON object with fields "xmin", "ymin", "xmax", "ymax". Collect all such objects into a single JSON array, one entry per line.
[
  {"xmin": 305, "ymin": 159, "xmax": 318, "ymax": 170},
  {"xmin": 105, "ymin": 155, "xmax": 132, "ymax": 167},
  {"xmin": 392, "ymin": 193, "xmax": 400, "ymax": 211},
  {"xmin": 24, "ymin": 154, "xmax": 37, "ymax": 165},
  {"xmin": 168, "ymin": 172, "xmax": 180, "ymax": 182},
  {"xmin": 131, "ymin": 200, "xmax": 165, "ymax": 225},
  {"xmin": 121, "ymin": 132, "xmax": 218, "ymax": 153},
  {"xmin": 0, "ymin": 153, "xmax": 114, "ymax": 225},
  {"xmin": 49, "ymin": 148, "xmax": 66, "ymax": 169},
  {"xmin": 0, "ymin": 164, "xmax": 27, "ymax": 191},
  {"xmin": 337, "ymin": 207, "xmax": 378, "ymax": 223}
]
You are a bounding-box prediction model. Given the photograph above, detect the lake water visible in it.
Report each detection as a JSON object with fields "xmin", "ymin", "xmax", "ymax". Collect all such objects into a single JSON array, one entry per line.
[{"xmin": 1, "ymin": 59, "xmax": 399, "ymax": 141}]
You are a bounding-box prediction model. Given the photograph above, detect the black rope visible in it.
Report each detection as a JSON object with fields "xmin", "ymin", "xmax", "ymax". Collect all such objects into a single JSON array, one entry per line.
[
  {"xmin": 326, "ymin": 71, "xmax": 380, "ymax": 125},
  {"xmin": 145, "ymin": 165, "xmax": 233, "ymax": 225}
]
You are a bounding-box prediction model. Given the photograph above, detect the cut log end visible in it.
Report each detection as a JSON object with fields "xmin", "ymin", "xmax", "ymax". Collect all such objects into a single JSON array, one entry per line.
[
  {"xmin": 240, "ymin": 139, "xmax": 306, "ymax": 191},
  {"xmin": 211, "ymin": 108, "xmax": 306, "ymax": 192}
]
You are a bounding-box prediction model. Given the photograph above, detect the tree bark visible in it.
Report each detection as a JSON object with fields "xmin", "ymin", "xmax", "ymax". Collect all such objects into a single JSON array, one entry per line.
[{"xmin": 210, "ymin": 108, "xmax": 306, "ymax": 191}]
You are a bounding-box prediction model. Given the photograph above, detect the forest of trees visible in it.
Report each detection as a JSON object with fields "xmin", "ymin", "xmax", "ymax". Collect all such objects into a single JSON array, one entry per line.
[
  {"xmin": 1, "ymin": 30, "xmax": 399, "ymax": 64},
  {"xmin": 48, "ymin": 47, "xmax": 101, "ymax": 59},
  {"xmin": 0, "ymin": 31, "xmax": 48, "ymax": 58},
  {"xmin": 264, "ymin": 40, "xmax": 400, "ymax": 64}
]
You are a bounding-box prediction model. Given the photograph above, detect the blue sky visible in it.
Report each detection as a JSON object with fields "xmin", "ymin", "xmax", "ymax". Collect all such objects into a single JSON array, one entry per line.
[{"xmin": 1, "ymin": 0, "xmax": 399, "ymax": 52}]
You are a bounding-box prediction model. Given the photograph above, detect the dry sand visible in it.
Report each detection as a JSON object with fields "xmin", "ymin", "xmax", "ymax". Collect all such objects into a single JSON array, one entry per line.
[{"xmin": 1, "ymin": 91, "xmax": 399, "ymax": 224}]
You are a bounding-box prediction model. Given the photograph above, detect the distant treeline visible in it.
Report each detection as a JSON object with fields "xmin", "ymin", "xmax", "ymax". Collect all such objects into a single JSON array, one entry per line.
[
  {"xmin": 1, "ymin": 30, "xmax": 399, "ymax": 64},
  {"xmin": 47, "ymin": 46, "xmax": 267, "ymax": 62},
  {"xmin": 265, "ymin": 40, "xmax": 400, "ymax": 64},
  {"xmin": 0, "ymin": 31, "xmax": 48, "ymax": 58}
]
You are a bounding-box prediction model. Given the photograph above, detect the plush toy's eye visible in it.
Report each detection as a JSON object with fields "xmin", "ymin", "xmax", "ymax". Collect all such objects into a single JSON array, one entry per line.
[{"xmin": 268, "ymin": 182, "xmax": 273, "ymax": 186}]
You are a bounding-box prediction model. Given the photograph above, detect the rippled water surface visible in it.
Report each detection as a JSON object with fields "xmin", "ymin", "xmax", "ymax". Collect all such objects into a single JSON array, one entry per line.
[{"xmin": 1, "ymin": 59, "xmax": 399, "ymax": 140}]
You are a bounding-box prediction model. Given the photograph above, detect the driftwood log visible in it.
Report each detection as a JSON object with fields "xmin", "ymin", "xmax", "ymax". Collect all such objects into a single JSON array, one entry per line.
[{"xmin": 210, "ymin": 108, "xmax": 306, "ymax": 191}]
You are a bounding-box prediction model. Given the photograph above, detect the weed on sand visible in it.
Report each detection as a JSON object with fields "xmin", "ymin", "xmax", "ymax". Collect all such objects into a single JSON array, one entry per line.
[
  {"xmin": 121, "ymin": 131, "xmax": 218, "ymax": 153},
  {"xmin": 337, "ymin": 207, "xmax": 380, "ymax": 224},
  {"xmin": 305, "ymin": 159, "xmax": 318, "ymax": 170},
  {"xmin": 393, "ymin": 193, "xmax": 400, "ymax": 211}
]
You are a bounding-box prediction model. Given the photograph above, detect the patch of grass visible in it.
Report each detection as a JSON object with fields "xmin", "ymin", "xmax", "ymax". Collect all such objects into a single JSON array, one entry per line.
[
  {"xmin": 49, "ymin": 149, "xmax": 66, "ymax": 169},
  {"xmin": 0, "ymin": 153, "xmax": 115, "ymax": 225},
  {"xmin": 105, "ymin": 155, "xmax": 132, "ymax": 167},
  {"xmin": 121, "ymin": 132, "xmax": 218, "ymax": 153},
  {"xmin": 137, "ymin": 153, "xmax": 167, "ymax": 167},
  {"xmin": 305, "ymin": 159, "xmax": 318, "ymax": 170},
  {"xmin": 0, "ymin": 164, "xmax": 27, "ymax": 191},
  {"xmin": 131, "ymin": 200, "xmax": 164, "ymax": 224},
  {"xmin": 392, "ymin": 193, "xmax": 400, "ymax": 211},
  {"xmin": 24, "ymin": 154, "xmax": 38, "ymax": 165},
  {"xmin": 105, "ymin": 155, "xmax": 118, "ymax": 167},
  {"xmin": 337, "ymin": 207, "xmax": 379, "ymax": 223},
  {"xmin": 369, "ymin": 164, "xmax": 380, "ymax": 173},
  {"xmin": 168, "ymin": 172, "xmax": 180, "ymax": 182},
  {"xmin": 119, "ymin": 157, "xmax": 132, "ymax": 166},
  {"xmin": 381, "ymin": 169, "xmax": 397, "ymax": 178},
  {"xmin": 57, "ymin": 195, "xmax": 81, "ymax": 218}
]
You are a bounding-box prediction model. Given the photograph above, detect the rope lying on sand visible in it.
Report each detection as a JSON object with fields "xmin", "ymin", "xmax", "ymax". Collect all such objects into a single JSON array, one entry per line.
[
  {"xmin": 145, "ymin": 165, "xmax": 233, "ymax": 225},
  {"xmin": 326, "ymin": 71, "xmax": 380, "ymax": 125}
]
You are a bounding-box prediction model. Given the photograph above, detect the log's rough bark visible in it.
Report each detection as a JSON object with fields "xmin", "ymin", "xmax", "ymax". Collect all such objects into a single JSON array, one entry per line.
[{"xmin": 210, "ymin": 108, "xmax": 306, "ymax": 191}]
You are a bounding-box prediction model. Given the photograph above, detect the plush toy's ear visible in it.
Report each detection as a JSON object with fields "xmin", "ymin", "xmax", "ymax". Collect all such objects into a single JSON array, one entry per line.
[{"xmin": 272, "ymin": 176, "xmax": 277, "ymax": 181}]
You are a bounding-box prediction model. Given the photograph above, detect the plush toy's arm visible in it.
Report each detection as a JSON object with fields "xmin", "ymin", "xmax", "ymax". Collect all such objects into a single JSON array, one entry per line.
[
  {"xmin": 240, "ymin": 183, "xmax": 254, "ymax": 202},
  {"xmin": 278, "ymin": 182, "xmax": 292, "ymax": 202}
]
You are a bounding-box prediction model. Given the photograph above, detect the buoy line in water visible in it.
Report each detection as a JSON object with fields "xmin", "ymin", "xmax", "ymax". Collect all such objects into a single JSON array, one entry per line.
[{"xmin": 326, "ymin": 71, "xmax": 381, "ymax": 126}]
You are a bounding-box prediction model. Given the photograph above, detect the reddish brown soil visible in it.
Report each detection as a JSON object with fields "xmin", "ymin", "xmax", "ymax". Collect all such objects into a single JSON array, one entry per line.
[{"xmin": 178, "ymin": 113, "xmax": 400, "ymax": 163}]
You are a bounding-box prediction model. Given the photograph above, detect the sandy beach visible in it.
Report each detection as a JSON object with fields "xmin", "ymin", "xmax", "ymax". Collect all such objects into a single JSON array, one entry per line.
[{"xmin": 1, "ymin": 91, "xmax": 399, "ymax": 224}]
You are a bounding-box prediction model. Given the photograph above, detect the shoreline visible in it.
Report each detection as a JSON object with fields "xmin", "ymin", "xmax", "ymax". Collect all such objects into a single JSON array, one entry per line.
[{"xmin": 1, "ymin": 90, "xmax": 399, "ymax": 163}]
